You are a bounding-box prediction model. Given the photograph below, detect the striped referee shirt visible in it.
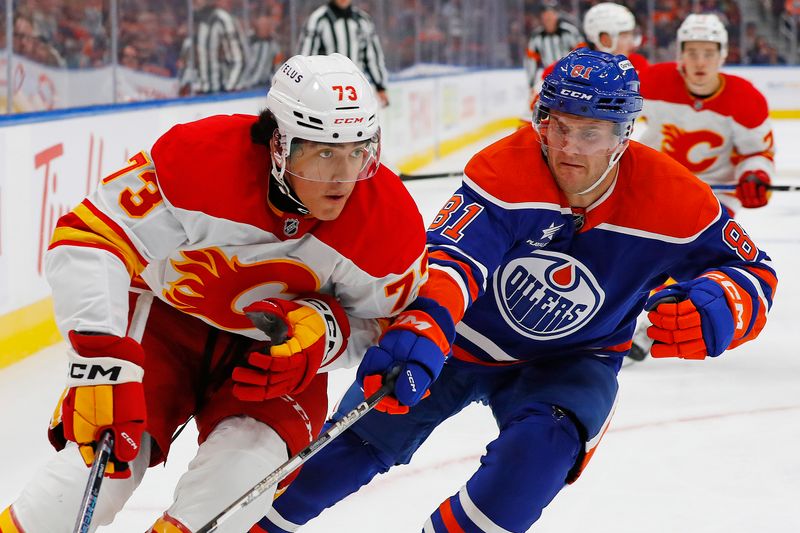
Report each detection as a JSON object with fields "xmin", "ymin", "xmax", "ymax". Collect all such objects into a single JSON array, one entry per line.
[
  {"xmin": 244, "ymin": 38, "xmax": 283, "ymax": 90},
  {"xmin": 193, "ymin": 6, "xmax": 249, "ymax": 93},
  {"xmin": 299, "ymin": 2, "xmax": 389, "ymax": 91},
  {"xmin": 525, "ymin": 19, "xmax": 584, "ymax": 87}
]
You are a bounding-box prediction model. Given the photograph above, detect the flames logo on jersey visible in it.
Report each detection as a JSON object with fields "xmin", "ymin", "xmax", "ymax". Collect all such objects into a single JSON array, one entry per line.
[
  {"xmin": 164, "ymin": 247, "xmax": 320, "ymax": 330},
  {"xmin": 494, "ymin": 251, "xmax": 604, "ymax": 340},
  {"xmin": 661, "ymin": 124, "xmax": 724, "ymax": 174}
]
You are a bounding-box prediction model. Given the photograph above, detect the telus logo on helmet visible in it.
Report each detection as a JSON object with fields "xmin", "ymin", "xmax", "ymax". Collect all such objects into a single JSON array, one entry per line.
[{"xmin": 280, "ymin": 63, "xmax": 303, "ymax": 83}]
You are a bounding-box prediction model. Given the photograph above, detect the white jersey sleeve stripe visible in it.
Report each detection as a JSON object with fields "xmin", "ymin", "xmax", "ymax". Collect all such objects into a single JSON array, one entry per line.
[
  {"xmin": 455, "ymin": 322, "xmax": 518, "ymax": 362},
  {"xmin": 457, "ymin": 485, "xmax": 515, "ymax": 533}
]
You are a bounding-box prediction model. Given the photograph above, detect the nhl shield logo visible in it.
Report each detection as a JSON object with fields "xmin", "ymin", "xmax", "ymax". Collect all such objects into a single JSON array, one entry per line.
[
  {"xmin": 494, "ymin": 250, "xmax": 604, "ymax": 340},
  {"xmin": 284, "ymin": 218, "xmax": 300, "ymax": 237}
]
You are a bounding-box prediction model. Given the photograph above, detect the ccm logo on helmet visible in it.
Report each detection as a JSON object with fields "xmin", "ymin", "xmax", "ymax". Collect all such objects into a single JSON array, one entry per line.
[
  {"xmin": 559, "ymin": 88, "xmax": 593, "ymax": 100},
  {"xmin": 334, "ymin": 117, "xmax": 364, "ymax": 124}
]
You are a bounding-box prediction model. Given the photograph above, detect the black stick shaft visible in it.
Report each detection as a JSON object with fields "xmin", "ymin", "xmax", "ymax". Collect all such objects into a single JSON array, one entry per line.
[{"xmin": 72, "ymin": 431, "xmax": 114, "ymax": 533}]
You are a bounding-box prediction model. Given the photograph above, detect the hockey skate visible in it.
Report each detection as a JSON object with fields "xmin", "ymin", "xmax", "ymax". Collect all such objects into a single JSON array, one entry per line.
[{"xmin": 627, "ymin": 316, "xmax": 653, "ymax": 362}]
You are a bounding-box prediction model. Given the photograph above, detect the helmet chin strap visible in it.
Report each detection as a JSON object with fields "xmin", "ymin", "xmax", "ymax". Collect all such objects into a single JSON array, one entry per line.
[
  {"xmin": 576, "ymin": 142, "xmax": 627, "ymax": 196},
  {"xmin": 270, "ymin": 158, "xmax": 309, "ymax": 214}
]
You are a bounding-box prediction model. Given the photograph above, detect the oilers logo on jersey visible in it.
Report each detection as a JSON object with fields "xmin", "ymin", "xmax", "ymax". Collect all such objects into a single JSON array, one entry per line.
[{"xmin": 494, "ymin": 250, "xmax": 605, "ymax": 340}]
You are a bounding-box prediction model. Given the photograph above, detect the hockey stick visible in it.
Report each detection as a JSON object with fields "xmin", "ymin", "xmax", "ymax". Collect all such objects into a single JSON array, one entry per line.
[
  {"xmin": 196, "ymin": 366, "xmax": 401, "ymax": 533},
  {"xmin": 398, "ymin": 172, "xmax": 800, "ymax": 191},
  {"xmin": 710, "ymin": 184, "xmax": 800, "ymax": 192},
  {"xmin": 399, "ymin": 171, "xmax": 464, "ymax": 181},
  {"xmin": 72, "ymin": 431, "xmax": 114, "ymax": 533}
]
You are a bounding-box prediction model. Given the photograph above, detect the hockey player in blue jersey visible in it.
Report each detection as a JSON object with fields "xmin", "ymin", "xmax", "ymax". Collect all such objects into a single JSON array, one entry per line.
[{"xmin": 254, "ymin": 48, "xmax": 778, "ymax": 532}]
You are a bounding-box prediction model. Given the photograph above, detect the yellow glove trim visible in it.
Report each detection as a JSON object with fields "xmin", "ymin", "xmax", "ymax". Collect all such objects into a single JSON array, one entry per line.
[{"xmin": 270, "ymin": 306, "xmax": 325, "ymax": 357}]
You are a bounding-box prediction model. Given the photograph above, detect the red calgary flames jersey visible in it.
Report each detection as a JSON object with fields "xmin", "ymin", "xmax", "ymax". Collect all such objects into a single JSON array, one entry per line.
[
  {"xmin": 46, "ymin": 114, "xmax": 428, "ymax": 370},
  {"xmin": 638, "ymin": 62, "xmax": 775, "ymax": 210}
]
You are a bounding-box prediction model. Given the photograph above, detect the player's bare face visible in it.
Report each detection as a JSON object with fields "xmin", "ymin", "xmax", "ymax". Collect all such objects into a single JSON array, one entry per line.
[
  {"xmin": 542, "ymin": 112, "xmax": 619, "ymax": 198},
  {"xmin": 614, "ymin": 31, "xmax": 637, "ymax": 56},
  {"xmin": 286, "ymin": 142, "xmax": 367, "ymax": 220},
  {"xmin": 680, "ymin": 42, "xmax": 722, "ymax": 94}
]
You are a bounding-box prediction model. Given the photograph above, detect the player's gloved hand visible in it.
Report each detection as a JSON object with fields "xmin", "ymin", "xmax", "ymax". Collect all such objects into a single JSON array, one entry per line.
[
  {"xmin": 233, "ymin": 294, "xmax": 349, "ymax": 401},
  {"xmin": 736, "ymin": 170, "xmax": 771, "ymax": 208},
  {"xmin": 645, "ymin": 277, "xmax": 735, "ymax": 360},
  {"xmin": 48, "ymin": 331, "xmax": 146, "ymax": 478},
  {"xmin": 357, "ymin": 297, "xmax": 455, "ymax": 415}
]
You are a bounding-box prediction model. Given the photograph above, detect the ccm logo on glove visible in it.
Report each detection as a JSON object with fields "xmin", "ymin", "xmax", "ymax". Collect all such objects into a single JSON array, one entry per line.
[{"xmin": 69, "ymin": 362, "xmax": 123, "ymax": 381}]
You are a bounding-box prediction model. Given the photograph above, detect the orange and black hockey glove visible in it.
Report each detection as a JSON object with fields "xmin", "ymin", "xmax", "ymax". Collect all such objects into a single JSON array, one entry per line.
[
  {"xmin": 49, "ymin": 331, "xmax": 146, "ymax": 478},
  {"xmin": 357, "ymin": 297, "xmax": 455, "ymax": 414},
  {"xmin": 232, "ymin": 294, "xmax": 349, "ymax": 401},
  {"xmin": 736, "ymin": 170, "xmax": 771, "ymax": 208}
]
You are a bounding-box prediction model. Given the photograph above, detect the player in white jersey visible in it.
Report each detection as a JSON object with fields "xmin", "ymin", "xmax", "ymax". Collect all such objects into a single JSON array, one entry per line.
[
  {"xmin": 630, "ymin": 13, "xmax": 776, "ymax": 360},
  {"xmin": 0, "ymin": 54, "xmax": 430, "ymax": 532},
  {"xmin": 638, "ymin": 13, "xmax": 775, "ymax": 213}
]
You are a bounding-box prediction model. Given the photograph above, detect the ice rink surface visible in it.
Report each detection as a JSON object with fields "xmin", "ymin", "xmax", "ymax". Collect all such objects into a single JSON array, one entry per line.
[{"xmin": 1, "ymin": 122, "xmax": 799, "ymax": 532}]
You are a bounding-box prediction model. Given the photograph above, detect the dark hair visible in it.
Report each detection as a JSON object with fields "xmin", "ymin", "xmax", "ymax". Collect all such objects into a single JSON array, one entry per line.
[{"xmin": 251, "ymin": 108, "xmax": 279, "ymax": 147}]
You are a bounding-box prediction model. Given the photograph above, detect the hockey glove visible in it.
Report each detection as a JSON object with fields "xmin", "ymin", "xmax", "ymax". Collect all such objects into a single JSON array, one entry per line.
[
  {"xmin": 232, "ymin": 294, "xmax": 349, "ymax": 401},
  {"xmin": 357, "ymin": 297, "xmax": 455, "ymax": 415},
  {"xmin": 736, "ymin": 170, "xmax": 771, "ymax": 208},
  {"xmin": 49, "ymin": 331, "xmax": 146, "ymax": 478},
  {"xmin": 645, "ymin": 277, "xmax": 735, "ymax": 360}
]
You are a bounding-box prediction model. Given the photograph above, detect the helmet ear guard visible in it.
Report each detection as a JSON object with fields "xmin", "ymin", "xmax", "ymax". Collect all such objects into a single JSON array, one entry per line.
[{"xmin": 270, "ymin": 130, "xmax": 285, "ymax": 166}]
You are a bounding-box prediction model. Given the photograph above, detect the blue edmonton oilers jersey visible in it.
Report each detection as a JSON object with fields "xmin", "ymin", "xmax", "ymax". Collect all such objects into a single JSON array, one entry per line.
[{"xmin": 424, "ymin": 127, "xmax": 777, "ymax": 364}]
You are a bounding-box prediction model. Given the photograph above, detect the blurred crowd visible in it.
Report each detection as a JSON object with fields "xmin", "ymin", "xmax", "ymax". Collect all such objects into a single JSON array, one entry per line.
[{"xmin": 1, "ymin": 0, "xmax": 798, "ymax": 91}]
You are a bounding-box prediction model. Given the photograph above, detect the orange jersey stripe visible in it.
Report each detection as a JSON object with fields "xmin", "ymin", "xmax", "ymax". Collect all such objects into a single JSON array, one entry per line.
[
  {"xmin": 603, "ymin": 340, "xmax": 633, "ymax": 353},
  {"xmin": 429, "ymin": 250, "xmax": 480, "ymax": 301},
  {"xmin": 421, "ymin": 269, "xmax": 469, "ymax": 324},
  {"xmin": 744, "ymin": 265, "xmax": 778, "ymax": 298},
  {"xmin": 437, "ymin": 498, "xmax": 466, "ymax": 533},
  {"xmin": 451, "ymin": 345, "xmax": 522, "ymax": 367}
]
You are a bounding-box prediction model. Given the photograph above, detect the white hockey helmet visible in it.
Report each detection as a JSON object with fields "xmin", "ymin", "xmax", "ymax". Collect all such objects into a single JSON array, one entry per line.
[
  {"xmin": 266, "ymin": 53, "xmax": 380, "ymax": 183},
  {"xmin": 583, "ymin": 3, "xmax": 639, "ymax": 54},
  {"xmin": 677, "ymin": 14, "xmax": 728, "ymax": 62}
]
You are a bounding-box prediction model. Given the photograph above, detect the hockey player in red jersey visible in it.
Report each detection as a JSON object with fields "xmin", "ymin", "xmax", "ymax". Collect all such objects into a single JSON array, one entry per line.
[
  {"xmin": 256, "ymin": 49, "xmax": 777, "ymax": 533},
  {"xmin": 0, "ymin": 53, "xmax": 429, "ymax": 532},
  {"xmin": 639, "ymin": 13, "xmax": 774, "ymax": 213},
  {"xmin": 629, "ymin": 13, "xmax": 776, "ymax": 360}
]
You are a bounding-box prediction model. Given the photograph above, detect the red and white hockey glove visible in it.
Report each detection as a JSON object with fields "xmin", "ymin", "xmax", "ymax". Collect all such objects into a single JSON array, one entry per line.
[
  {"xmin": 232, "ymin": 294, "xmax": 349, "ymax": 401},
  {"xmin": 49, "ymin": 331, "xmax": 146, "ymax": 478},
  {"xmin": 357, "ymin": 297, "xmax": 455, "ymax": 415},
  {"xmin": 736, "ymin": 170, "xmax": 771, "ymax": 208}
]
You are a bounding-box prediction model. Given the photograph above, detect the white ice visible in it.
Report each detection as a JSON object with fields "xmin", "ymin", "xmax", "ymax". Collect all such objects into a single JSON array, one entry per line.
[{"xmin": 1, "ymin": 123, "xmax": 799, "ymax": 532}]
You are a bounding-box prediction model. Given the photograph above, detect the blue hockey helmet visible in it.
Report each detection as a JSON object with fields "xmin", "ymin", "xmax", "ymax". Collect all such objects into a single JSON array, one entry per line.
[
  {"xmin": 534, "ymin": 49, "xmax": 643, "ymax": 196},
  {"xmin": 537, "ymin": 47, "xmax": 643, "ymax": 124}
]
